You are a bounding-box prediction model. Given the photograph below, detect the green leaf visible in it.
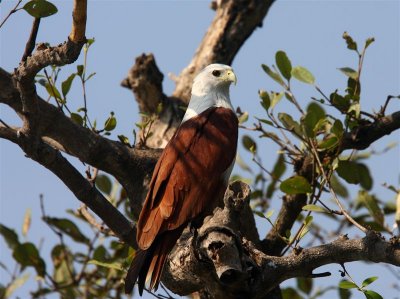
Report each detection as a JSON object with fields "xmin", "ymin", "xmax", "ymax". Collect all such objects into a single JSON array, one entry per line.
[
  {"xmin": 358, "ymin": 191, "xmax": 384, "ymax": 226},
  {"xmin": 85, "ymin": 72, "xmax": 96, "ymax": 82},
  {"xmin": 270, "ymin": 91, "xmax": 284, "ymax": 109},
  {"xmin": 365, "ymin": 37, "xmax": 375, "ymax": 49},
  {"xmin": 282, "ymin": 287, "xmax": 305, "ymax": 299},
  {"xmin": 0, "ymin": 223, "xmax": 20, "ymax": 250},
  {"xmin": 118, "ymin": 134, "xmax": 130, "ymax": 146},
  {"xmin": 318, "ymin": 136, "xmax": 339, "ymax": 150},
  {"xmin": 347, "ymin": 77, "xmax": 361, "ymax": 99},
  {"xmin": 265, "ymin": 210, "xmax": 274, "ymax": 219},
  {"xmin": 238, "ymin": 111, "xmax": 249, "ymax": 124},
  {"xmin": 343, "ymin": 31, "xmax": 358, "ymax": 52},
  {"xmin": 261, "ymin": 64, "xmax": 285, "ymax": 86},
  {"xmin": 88, "ymin": 37, "xmax": 96, "ymax": 46},
  {"xmin": 363, "ymin": 290, "xmax": 383, "ymax": 299},
  {"xmin": 96, "ymin": 174, "xmax": 112, "ymax": 195},
  {"xmin": 330, "ymin": 174, "xmax": 349, "ymax": 198},
  {"xmin": 4, "ymin": 273, "xmax": 30, "ymax": 299},
  {"xmin": 348, "ymin": 102, "xmax": 361, "ymax": 118},
  {"xmin": 291, "ymin": 66, "xmax": 315, "ymax": 84},
  {"xmin": 254, "ymin": 210, "xmax": 266, "ymax": 219},
  {"xmin": 361, "ymin": 276, "xmax": 378, "ymax": 288},
  {"xmin": 297, "ymin": 277, "xmax": 313, "ymax": 295},
  {"xmin": 70, "ymin": 113, "xmax": 83, "ymax": 126},
  {"xmin": 61, "ymin": 74, "xmax": 76, "ymax": 97},
  {"xmin": 302, "ymin": 204, "xmax": 327, "ymax": 213},
  {"xmin": 278, "ymin": 113, "xmax": 302, "ymax": 137},
  {"xmin": 339, "ymin": 282, "xmax": 352, "ymax": 299},
  {"xmin": 302, "ymin": 102, "xmax": 325, "ymax": 137},
  {"xmin": 45, "ymin": 82, "xmax": 62, "ymax": 101},
  {"xmin": 266, "ymin": 154, "xmax": 286, "ymax": 199},
  {"xmin": 336, "ymin": 160, "xmax": 373, "ymax": 190},
  {"xmin": 13, "ymin": 242, "xmax": 46, "ymax": 277},
  {"xmin": 76, "ymin": 65, "xmax": 84, "ymax": 77},
  {"xmin": 280, "ymin": 176, "xmax": 312, "ymax": 194},
  {"xmin": 332, "ymin": 119, "xmax": 344, "ymax": 138},
  {"xmin": 23, "ymin": 0, "xmax": 58, "ymax": 18},
  {"xmin": 44, "ymin": 217, "xmax": 89, "ymax": 244},
  {"xmin": 259, "ymin": 90, "xmax": 271, "ymax": 110},
  {"xmin": 338, "ymin": 67, "xmax": 358, "ymax": 80},
  {"xmin": 258, "ymin": 118, "xmax": 273, "ymax": 126},
  {"xmin": 88, "ymin": 260, "xmax": 123, "ymax": 271},
  {"xmin": 275, "ymin": 51, "xmax": 292, "ymax": 81},
  {"xmin": 242, "ymin": 135, "xmax": 257, "ymax": 153},
  {"xmin": 339, "ymin": 280, "xmax": 358, "ymax": 289},
  {"xmin": 51, "ymin": 245, "xmax": 74, "ymax": 285},
  {"xmin": 330, "ymin": 92, "xmax": 350, "ymax": 112},
  {"xmin": 304, "ymin": 215, "xmax": 313, "ymax": 226},
  {"xmin": 104, "ymin": 112, "xmax": 117, "ymax": 131}
]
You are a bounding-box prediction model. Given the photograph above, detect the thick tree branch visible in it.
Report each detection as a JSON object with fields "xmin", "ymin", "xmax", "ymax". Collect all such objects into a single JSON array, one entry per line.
[
  {"xmin": 1, "ymin": 67, "xmax": 160, "ymax": 220},
  {"xmin": 0, "ymin": 125, "xmax": 136, "ymax": 248},
  {"xmin": 247, "ymin": 232, "xmax": 400, "ymax": 298},
  {"xmin": 162, "ymin": 182, "xmax": 400, "ymax": 299},
  {"xmin": 69, "ymin": 0, "xmax": 87, "ymax": 42},
  {"xmin": 121, "ymin": 54, "xmax": 184, "ymax": 148},
  {"xmin": 121, "ymin": 53, "xmax": 166, "ymax": 114},
  {"xmin": 173, "ymin": 0, "xmax": 276, "ymax": 103},
  {"xmin": 342, "ymin": 111, "xmax": 400, "ymax": 150}
]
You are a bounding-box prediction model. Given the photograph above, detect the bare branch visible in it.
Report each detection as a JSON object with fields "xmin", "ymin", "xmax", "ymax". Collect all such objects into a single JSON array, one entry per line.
[
  {"xmin": 173, "ymin": 0, "xmax": 276, "ymax": 103},
  {"xmin": 121, "ymin": 53, "xmax": 166, "ymax": 114},
  {"xmin": 69, "ymin": 0, "xmax": 87, "ymax": 42},
  {"xmin": 21, "ymin": 18, "xmax": 41, "ymax": 62}
]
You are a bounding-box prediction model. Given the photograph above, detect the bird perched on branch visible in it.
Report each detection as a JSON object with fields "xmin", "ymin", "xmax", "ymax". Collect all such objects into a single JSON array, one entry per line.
[{"xmin": 125, "ymin": 64, "xmax": 238, "ymax": 295}]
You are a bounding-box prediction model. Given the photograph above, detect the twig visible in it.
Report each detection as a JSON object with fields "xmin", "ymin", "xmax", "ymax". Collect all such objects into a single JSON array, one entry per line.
[
  {"xmin": 78, "ymin": 204, "xmax": 116, "ymax": 237},
  {"xmin": 43, "ymin": 68, "xmax": 63, "ymax": 110},
  {"xmin": 0, "ymin": 118, "xmax": 10, "ymax": 128},
  {"xmin": 0, "ymin": 0, "xmax": 22, "ymax": 29},
  {"xmin": 380, "ymin": 95, "xmax": 400, "ymax": 116},
  {"xmin": 308, "ymin": 137, "xmax": 368, "ymax": 233},
  {"xmin": 21, "ymin": 18, "xmax": 41, "ymax": 62}
]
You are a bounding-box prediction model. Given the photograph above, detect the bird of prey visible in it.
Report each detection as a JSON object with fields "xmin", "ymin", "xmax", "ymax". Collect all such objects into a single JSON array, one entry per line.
[{"xmin": 125, "ymin": 63, "xmax": 238, "ymax": 295}]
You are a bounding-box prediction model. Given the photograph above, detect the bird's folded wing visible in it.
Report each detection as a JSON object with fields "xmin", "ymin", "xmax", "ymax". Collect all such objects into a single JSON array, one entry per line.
[{"xmin": 137, "ymin": 107, "xmax": 238, "ymax": 250}]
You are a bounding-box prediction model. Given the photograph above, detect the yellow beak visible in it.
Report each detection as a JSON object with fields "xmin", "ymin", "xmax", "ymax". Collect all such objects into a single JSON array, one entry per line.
[{"xmin": 225, "ymin": 70, "xmax": 237, "ymax": 85}]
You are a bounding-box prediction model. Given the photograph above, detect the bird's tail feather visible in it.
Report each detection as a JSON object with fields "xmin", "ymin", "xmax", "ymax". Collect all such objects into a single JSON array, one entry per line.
[
  {"xmin": 125, "ymin": 249, "xmax": 148, "ymax": 295},
  {"xmin": 125, "ymin": 228, "xmax": 184, "ymax": 295}
]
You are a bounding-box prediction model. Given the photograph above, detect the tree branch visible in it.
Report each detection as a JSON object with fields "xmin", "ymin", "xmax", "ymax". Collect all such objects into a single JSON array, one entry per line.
[
  {"xmin": 252, "ymin": 232, "xmax": 400, "ymax": 296},
  {"xmin": 69, "ymin": 0, "xmax": 87, "ymax": 42},
  {"xmin": 342, "ymin": 111, "xmax": 400, "ymax": 150},
  {"xmin": 21, "ymin": 17, "xmax": 41, "ymax": 62},
  {"xmin": 0, "ymin": 67, "xmax": 160, "ymax": 220},
  {"xmin": 161, "ymin": 182, "xmax": 400, "ymax": 299},
  {"xmin": 172, "ymin": 0, "xmax": 276, "ymax": 103},
  {"xmin": 0, "ymin": 125, "xmax": 137, "ymax": 248}
]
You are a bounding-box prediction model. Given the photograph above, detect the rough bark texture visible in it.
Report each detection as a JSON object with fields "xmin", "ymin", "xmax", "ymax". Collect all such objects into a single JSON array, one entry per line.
[
  {"xmin": 162, "ymin": 182, "xmax": 400, "ymax": 299},
  {"xmin": 1, "ymin": 0, "xmax": 400, "ymax": 298}
]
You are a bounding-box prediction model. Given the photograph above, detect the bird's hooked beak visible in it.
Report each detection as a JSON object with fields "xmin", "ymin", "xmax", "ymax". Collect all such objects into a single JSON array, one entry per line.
[{"xmin": 225, "ymin": 70, "xmax": 237, "ymax": 85}]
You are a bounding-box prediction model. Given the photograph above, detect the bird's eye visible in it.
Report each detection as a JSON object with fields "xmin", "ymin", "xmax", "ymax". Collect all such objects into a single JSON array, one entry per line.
[{"xmin": 212, "ymin": 70, "xmax": 221, "ymax": 77}]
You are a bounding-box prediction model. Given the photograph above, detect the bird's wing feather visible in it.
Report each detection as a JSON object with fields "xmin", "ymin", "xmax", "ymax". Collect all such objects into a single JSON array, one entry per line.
[{"xmin": 137, "ymin": 107, "xmax": 238, "ymax": 250}]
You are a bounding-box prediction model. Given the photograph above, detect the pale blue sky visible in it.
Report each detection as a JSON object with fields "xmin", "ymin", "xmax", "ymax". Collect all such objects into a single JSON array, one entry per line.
[{"xmin": 1, "ymin": 1, "xmax": 399, "ymax": 298}]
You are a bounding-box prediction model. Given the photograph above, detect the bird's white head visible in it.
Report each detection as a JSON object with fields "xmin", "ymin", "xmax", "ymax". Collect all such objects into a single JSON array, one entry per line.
[{"xmin": 182, "ymin": 64, "xmax": 237, "ymax": 123}]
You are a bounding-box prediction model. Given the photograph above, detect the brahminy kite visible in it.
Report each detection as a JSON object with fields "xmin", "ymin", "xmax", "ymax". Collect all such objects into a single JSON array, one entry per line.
[{"xmin": 125, "ymin": 64, "xmax": 238, "ymax": 295}]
